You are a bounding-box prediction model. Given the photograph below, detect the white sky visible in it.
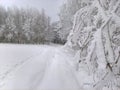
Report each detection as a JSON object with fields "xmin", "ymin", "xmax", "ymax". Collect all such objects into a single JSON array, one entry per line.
[{"xmin": 0, "ymin": 0, "xmax": 64, "ymax": 21}]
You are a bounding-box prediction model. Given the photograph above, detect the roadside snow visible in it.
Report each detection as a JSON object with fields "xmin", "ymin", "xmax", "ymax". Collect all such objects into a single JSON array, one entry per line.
[{"xmin": 0, "ymin": 44, "xmax": 82, "ymax": 90}]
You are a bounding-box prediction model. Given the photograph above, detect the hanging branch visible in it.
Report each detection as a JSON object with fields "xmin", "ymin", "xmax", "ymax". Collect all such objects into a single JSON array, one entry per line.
[
  {"xmin": 112, "ymin": 0, "xmax": 120, "ymax": 13},
  {"xmin": 115, "ymin": 51, "xmax": 120, "ymax": 64}
]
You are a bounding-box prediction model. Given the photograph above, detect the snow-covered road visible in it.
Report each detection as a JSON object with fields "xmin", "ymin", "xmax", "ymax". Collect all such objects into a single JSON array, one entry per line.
[{"xmin": 0, "ymin": 44, "xmax": 82, "ymax": 90}]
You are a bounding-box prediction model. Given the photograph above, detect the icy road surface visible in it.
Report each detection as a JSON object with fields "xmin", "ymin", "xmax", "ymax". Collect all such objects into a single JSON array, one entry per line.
[{"xmin": 0, "ymin": 44, "xmax": 82, "ymax": 90}]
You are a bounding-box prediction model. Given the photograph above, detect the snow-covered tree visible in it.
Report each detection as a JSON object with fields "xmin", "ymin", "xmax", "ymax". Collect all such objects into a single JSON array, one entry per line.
[
  {"xmin": 5, "ymin": 14, "xmax": 16, "ymax": 42},
  {"xmin": 66, "ymin": 0, "xmax": 120, "ymax": 90},
  {"xmin": 59, "ymin": 0, "xmax": 93, "ymax": 42}
]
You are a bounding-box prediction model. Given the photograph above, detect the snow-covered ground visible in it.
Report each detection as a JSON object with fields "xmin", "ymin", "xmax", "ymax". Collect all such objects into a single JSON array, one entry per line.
[{"xmin": 0, "ymin": 44, "xmax": 82, "ymax": 90}]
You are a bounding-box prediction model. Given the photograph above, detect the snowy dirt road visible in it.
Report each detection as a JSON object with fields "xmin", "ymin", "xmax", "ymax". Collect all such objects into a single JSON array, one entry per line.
[{"xmin": 0, "ymin": 44, "xmax": 82, "ymax": 90}]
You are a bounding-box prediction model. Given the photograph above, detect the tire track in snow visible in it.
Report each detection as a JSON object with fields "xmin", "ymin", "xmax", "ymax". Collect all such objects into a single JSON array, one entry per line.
[
  {"xmin": 36, "ymin": 48, "xmax": 82, "ymax": 90},
  {"xmin": 29, "ymin": 48, "xmax": 56, "ymax": 90},
  {"xmin": 0, "ymin": 45, "xmax": 81, "ymax": 90},
  {"xmin": 0, "ymin": 50, "xmax": 45, "ymax": 88}
]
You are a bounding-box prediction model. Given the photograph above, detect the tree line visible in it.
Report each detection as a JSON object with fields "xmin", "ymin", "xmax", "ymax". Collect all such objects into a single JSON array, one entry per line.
[{"xmin": 0, "ymin": 6, "xmax": 65, "ymax": 44}]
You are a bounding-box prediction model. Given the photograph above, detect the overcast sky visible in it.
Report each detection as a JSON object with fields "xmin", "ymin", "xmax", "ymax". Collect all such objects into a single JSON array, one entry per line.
[{"xmin": 0, "ymin": 0, "xmax": 64, "ymax": 21}]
